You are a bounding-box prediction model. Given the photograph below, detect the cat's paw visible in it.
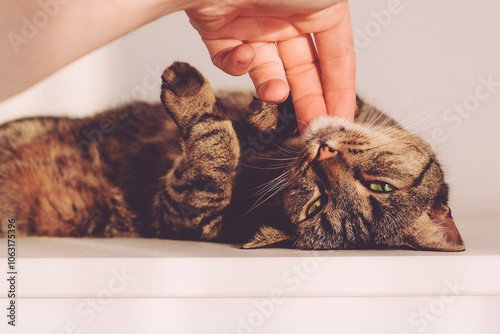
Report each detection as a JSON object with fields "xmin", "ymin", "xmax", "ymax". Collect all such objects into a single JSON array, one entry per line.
[
  {"xmin": 161, "ymin": 62, "xmax": 217, "ymax": 131},
  {"xmin": 161, "ymin": 62, "xmax": 207, "ymax": 98},
  {"xmin": 247, "ymin": 98, "xmax": 279, "ymax": 133}
]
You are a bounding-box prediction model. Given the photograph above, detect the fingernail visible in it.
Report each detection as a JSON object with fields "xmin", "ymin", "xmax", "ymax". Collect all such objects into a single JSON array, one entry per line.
[
  {"xmin": 274, "ymin": 94, "xmax": 288, "ymax": 104},
  {"xmin": 257, "ymin": 82, "xmax": 268, "ymax": 99},
  {"xmin": 238, "ymin": 58, "xmax": 252, "ymax": 67}
]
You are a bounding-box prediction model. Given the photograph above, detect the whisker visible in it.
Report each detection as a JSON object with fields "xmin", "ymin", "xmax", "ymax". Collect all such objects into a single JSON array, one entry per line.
[
  {"xmin": 249, "ymin": 169, "xmax": 293, "ymax": 195},
  {"xmin": 397, "ymin": 101, "xmax": 449, "ymax": 131},
  {"xmin": 272, "ymin": 141, "xmax": 301, "ymax": 156},
  {"xmin": 240, "ymin": 163, "xmax": 291, "ymax": 170},
  {"xmin": 250, "ymin": 156, "xmax": 298, "ymax": 161},
  {"xmin": 246, "ymin": 176, "xmax": 297, "ymax": 214},
  {"xmin": 252, "ymin": 170, "xmax": 292, "ymax": 197}
]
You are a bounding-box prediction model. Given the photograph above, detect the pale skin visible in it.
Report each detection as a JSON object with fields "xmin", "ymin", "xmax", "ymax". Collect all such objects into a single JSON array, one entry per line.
[{"xmin": 0, "ymin": 0, "xmax": 356, "ymax": 131}]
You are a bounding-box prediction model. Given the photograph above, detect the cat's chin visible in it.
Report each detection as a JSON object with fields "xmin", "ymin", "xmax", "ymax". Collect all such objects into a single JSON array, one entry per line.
[{"xmin": 302, "ymin": 116, "xmax": 357, "ymax": 140}]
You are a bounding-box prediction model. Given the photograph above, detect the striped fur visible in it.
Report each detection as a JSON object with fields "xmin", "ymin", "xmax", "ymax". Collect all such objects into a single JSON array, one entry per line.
[
  {"xmin": 0, "ymin": 62, "xmax": 464, "ymax": 251},
  {"xmin": 153, "ymin": 62, "xmax": 240, "ymax": 240}
]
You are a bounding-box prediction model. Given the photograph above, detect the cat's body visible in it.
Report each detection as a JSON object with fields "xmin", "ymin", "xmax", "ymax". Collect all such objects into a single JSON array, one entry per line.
[{"xmin": 0, "ymin": 62, "xmax": 464, "ymax": 251}]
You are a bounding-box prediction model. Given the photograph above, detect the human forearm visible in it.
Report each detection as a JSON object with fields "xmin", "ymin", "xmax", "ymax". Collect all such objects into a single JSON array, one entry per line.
[{"xmin": 0, "ymin": 0, "xmax": 188, "ymax": 101}]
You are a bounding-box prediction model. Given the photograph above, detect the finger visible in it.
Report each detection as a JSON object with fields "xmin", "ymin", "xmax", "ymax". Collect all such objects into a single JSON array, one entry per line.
[
  {"xmin": 278, "ymin": 34, "xmax": 327, "ymax": 133},
  {"xmin": 197, "ymin": 16, "xmax": 300, "ymax": 42},
  {"xmin": 314, "ymin": 3, "xmax": 356, "ymax": 121},
  {"xmin": 203, "ymin": 39, "xmax": 256, "ymax": 76},
  {"xmin": 247, "ymin": 42, "xmax": 289, "ymax": 104}
]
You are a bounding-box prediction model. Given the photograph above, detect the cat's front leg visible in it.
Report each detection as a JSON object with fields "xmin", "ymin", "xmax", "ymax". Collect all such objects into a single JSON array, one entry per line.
[{"xmin": 153, "ymin": 62, "xmax": 240, "ymax": 241}]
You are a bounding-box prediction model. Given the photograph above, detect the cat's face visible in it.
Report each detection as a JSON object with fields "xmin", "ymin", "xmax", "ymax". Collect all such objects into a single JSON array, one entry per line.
[{"xmin": 244, "ymin": 116, "xmax": 465, "ymax": 251}]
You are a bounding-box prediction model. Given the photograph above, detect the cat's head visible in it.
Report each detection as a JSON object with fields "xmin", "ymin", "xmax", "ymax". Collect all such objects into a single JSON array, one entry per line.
[{"xmin": 243, "ymin": 115, "xmax": 465, "ymax": 251}]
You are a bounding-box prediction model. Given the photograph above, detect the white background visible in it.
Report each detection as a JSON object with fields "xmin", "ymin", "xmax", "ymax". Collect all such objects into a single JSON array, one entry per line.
[
  {"xmin": 1, "ymin": 2, "xmax": 500, "ymax": 332},
  {"xmin": 1, "ymin": 0, "xmax": 499, "ymax": 222}
]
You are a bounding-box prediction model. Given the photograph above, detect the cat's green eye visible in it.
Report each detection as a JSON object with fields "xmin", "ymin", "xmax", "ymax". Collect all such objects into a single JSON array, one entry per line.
[
  {"xmin": 307, "ymin": 197, "xmax": 325, "ymax": 217},
  {"xmin": 367, "ymin": 181, "xmax": 396, "ymax": 193}
]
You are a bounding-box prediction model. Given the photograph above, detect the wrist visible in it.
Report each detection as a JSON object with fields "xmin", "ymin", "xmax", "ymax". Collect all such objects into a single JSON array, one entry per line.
[{"xmin": 99, "ymin": 0, "xmax": 186, "ymax": 24}]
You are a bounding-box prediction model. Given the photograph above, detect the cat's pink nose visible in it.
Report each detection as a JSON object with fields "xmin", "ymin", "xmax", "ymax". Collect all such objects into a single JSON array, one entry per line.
[{"xmin": 316, "ymin": 144, "xmax": 338, "ymax": 161}]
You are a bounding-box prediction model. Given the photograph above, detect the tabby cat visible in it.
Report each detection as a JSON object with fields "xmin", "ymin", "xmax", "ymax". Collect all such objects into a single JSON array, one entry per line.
[{"xmin": 0, "ymin": 62, "xmax": 464, "ymax": 251}]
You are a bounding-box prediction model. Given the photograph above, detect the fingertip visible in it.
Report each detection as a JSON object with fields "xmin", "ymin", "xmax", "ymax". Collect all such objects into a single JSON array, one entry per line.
[
  {"xmin": 297, "ymin": 122, "xmax": 307, "ymax": 134},
  {"xmin": 213, "ymin": 44, "xmax": 256, "ymax": 76},
  {"xmin": 256, "ymin": 79, "xmax": 289, "ymax": 104},
  {"xmin": 234, "ymin": 44, "xmax": 256, "ymax": 69},
  {"xmin": 335, "ymin": 109, "xmax": 355, "ymax": 122},
  {"xmin": 227, "ymin": 44, "xmax": 255, "ymax": 76},
  {"xmin": 325, "ymin": 90, "xmax": 357, "ymax": 122},
  {"xmin": 293, "ymin": 96, "xmax": 328, "ymax": 134}
]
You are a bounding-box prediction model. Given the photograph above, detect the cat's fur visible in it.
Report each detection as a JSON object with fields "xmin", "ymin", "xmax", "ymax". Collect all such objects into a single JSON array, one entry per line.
[{"xmin": 0, "ymin": 62, "xmax": 464, "ymax": 251}]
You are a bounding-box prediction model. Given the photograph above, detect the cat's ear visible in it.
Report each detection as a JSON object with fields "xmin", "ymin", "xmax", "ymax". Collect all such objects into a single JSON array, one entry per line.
[
  {"xmin": 242, "ymin": 226, "xmax": 293, "ymax": 249},
  {"xmin": 412, "ymin": 204, "xmax": 465, "ymax": 252}
]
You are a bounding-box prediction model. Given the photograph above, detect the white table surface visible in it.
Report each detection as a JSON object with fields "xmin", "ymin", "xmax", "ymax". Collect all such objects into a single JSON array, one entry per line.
[{"xmin": 1, "ymin": 214, "xmax": 499, "ymax": 334}]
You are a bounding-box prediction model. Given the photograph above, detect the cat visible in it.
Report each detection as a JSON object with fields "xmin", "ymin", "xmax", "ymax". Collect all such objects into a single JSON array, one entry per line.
[{"xmin": 0, "ymin": 62, "xmax": 465, "ymax": 251}]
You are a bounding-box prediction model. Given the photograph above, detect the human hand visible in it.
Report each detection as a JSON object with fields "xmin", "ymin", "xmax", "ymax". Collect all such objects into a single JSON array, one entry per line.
[{"xmin": 186, "ymin": 0, "xmax": 356, "ymax": 132}]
